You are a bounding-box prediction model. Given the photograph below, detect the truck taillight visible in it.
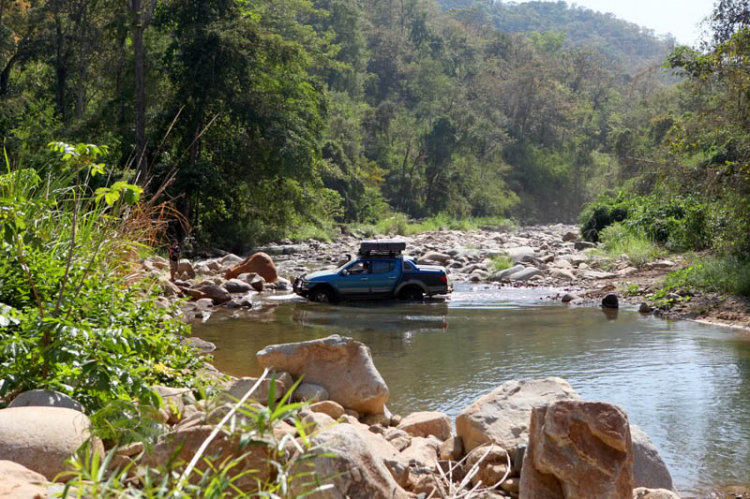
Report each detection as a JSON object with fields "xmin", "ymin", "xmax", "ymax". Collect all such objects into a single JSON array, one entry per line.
[{"xmin": 440, "ymin": 274, "xmax": 447, "ymax": 283}]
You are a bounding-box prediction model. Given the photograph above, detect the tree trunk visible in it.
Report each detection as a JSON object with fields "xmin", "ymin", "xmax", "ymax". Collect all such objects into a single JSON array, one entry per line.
[{"xmin": 132, "ymin": 0, "xmax": 148, "ymax": 185}]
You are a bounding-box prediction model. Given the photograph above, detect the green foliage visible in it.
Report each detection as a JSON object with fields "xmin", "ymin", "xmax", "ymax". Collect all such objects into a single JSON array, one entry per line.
[
  {"xmin": 490, "ymin": 254, "xmax": 512, "ymax": 272},
  {"xmin": 60, "ymin": 374, "xmax": 335, "ymax": 497},
  {"xmin": 578, "ymin": 195, "xmax": 631, "ymax": 243},
  {"xmin": 597, "ymin": 223, "xmax": 665, "ymax": 267},
  {"xmin": 661, "ymin": 256, "xmax": 750, "ymax": 297},
  {"xmin": 0, "ymin": 143, "xmax": 203, "ymax": 411}
]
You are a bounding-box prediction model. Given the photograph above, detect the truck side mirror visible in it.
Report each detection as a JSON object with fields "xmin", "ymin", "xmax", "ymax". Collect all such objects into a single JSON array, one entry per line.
[{"xmin": 341, "ymin": 270, "xmax": 349, "ymax": 276}]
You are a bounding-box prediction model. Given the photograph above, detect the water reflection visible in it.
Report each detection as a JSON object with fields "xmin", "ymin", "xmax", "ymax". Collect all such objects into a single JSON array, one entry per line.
[{"xmin": 193, "ymin": 284, "xmax": 750, "ymax": 495}]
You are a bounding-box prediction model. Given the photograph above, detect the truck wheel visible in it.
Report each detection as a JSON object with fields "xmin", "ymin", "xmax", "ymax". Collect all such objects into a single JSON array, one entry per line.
[
  {"xmin": 399, "ymin": 286, "xmax": 424, "ymax": 301},
  {"xmin": 310, "ymin": 287, "xmax": 334, "ymax": 303}
]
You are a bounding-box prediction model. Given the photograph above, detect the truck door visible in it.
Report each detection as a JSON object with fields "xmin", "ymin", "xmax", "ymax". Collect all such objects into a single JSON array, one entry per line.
[
  {"xmin": 337, "ymin": 259, "xmax": 372, "ymax": 297},
  {"xmin": 369, "ymin": 259, "xmax": 399, "ymax": 295}
]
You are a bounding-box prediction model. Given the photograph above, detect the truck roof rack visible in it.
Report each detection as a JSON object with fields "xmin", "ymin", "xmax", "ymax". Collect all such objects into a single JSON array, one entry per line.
[{"xmin": 359, "ymin": 240, "xmax": 406, "ymax": 257}]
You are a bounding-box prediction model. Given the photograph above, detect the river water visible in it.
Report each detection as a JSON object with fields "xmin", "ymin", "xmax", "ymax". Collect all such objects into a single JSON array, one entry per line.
[{"xmin": 192, "ymin": 284, "xmax": 750, "ymax": 496}]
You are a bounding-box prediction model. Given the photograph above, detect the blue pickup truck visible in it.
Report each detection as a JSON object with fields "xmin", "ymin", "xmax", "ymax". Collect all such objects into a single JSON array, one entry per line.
[{"xmin": 293, "ymin": 241, "xmax": 452, "ymax": 302}]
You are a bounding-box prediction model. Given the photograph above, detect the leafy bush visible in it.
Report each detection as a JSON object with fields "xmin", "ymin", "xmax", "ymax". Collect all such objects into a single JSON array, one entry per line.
[
  {"xmin": 0, "ymin": 143, "xmax": 204, "ymax": 411},
  {"xmin": 662, "ymin": 256, "xmax": 750, "ymax": 297},
  {"xmin": 578, "ymin": 195, "xmax": 631, "ymax": 242}
]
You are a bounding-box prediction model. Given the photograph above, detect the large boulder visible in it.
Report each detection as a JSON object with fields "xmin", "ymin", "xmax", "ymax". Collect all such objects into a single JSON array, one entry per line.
[
  {"xmin": 225, "ymin": 252, "xmax": 278, "ymax": 283},
  {"xmin": 0, "ymin": 407, "xmax": 98, "ymax": 481},
  {"xmin": 223, "ymin": 278, "xmax": 253, "ymax": 294},
  {"xmin": 196, "ymin": 284, "xmax": 231, "ymax": 305},
  {"xmin": 0, "ymin": 460, "xmax": 49, "ymax": 498},
  {"xmin": 397, "ymin": 411, "xmax": 452, "ymax": 441},
  {"xmin": 290, "ymin": 423, "xmax": 410, "ymax": 498},
  {"xmin": 257, "ymin": 335, "xmax": 389, "ymax": 415},
  {"xmin": 8, "ymin": 389, "xmax": 84, "ymax": 413},
  {"xmin": 519, "ymin": 400, "xmax": 634, "ymax": 499},
  {"xmin": 456, "ymin": 378, "xmax": 580, "ymax": 459},
  {"xmin": 631, "ymin": 425, "xmax": 674, "ymax": 491}
]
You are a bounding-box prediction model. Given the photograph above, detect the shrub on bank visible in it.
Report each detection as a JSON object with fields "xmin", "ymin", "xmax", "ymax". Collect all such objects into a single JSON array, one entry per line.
[
  {"xmin": 0, "ymin": 143, "xmax": 203, "ymax": 411},
  {"xmin": 661, "ymin": 256, "xmax": 750, "ymax": 297}
]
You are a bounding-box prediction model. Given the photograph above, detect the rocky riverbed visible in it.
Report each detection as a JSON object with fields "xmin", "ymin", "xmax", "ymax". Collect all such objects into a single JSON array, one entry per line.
[{"xmin": 143, "ymin": 223, "xmax": 750, "ymax": 333}]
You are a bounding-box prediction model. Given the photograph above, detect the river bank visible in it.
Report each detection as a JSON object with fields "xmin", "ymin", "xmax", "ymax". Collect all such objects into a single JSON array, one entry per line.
[{"xmin": 157, "ymin": 223, "xmax": 750, "ymax": 334}]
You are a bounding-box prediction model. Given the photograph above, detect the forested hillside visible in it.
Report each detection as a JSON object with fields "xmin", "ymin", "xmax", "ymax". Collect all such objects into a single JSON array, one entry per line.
[
  {"xmin": 0, "ymin": 0, "xmax": 682, "ymax": 252},
  {"xmin": 438, "ymin": 0, "xmax": 675, "ymax": 71}
]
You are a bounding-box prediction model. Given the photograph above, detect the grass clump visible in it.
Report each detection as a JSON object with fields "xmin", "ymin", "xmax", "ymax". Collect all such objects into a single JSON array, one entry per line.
[
  {"xmin": 597, "ymin": 222, "xmax": 665, "ymax": 267},
  {"xmin": 490, "ymin": 254, "xmax": 512, "ymax": 271},
  {"xmin": 661, "ymin": 256, "xmax": 750, "ymax": 297}
]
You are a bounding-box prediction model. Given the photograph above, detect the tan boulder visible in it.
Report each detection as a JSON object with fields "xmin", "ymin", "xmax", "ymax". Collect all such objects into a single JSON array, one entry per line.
[
  {"xmin": 309, "ymin": 400, "xmax": 346, "ymax": 420},
  {"xmin": 178, "ymin": 259, "xmax": 196, "ymax": 278},
  {"xmin": 465, "ymin": 443, "xmax": 511, "ymax": 487},
  {"xmin": 223, "ymin": 377, "xmax": 286, "ymax": 406},
  {"xmin": 0, "ymin": 460, "xmax": 49, "ymax": 498},
  {"xmin": 519, "ymin": 400, "xmax": 634, "ymax": 499},
  {"xmin": 291, "ymin": 423, "xmax": 410, "ymax": 498},
  {"xmin": 397, "ymin": 411, "xmax": 452, "ymax": 441},
  {"xmin": 0, "ymin": 407, "xmax": 100, "ymax": 481},
  {"xmin": 456, "ymin": 377, "xmax": 580, "ymax": 458},
  {"xmin": 399, "ymin": 436, "xmax": 440, "ymax": 470},
  {"xmin": 439, "ymin": 435, "xmax": 464, "ymax": 461},
  {"xmin": 225, "ymin": 252, "xmax": 278, "ymax": 283},
  {"xmin": 257, "ymin": 335, "xmax": 389, "ymax": 415}
]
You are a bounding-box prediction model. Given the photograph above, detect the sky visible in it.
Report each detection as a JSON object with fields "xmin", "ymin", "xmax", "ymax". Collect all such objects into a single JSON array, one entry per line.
[{"xmin": 532, "ymin": 0, "xmax": 718, "ymax": 46}]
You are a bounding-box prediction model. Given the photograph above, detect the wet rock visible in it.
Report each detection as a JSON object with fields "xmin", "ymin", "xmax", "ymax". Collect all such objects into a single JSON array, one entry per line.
[
  {"xmin": 225, "ymin": 252, "xmax": 278, "ymax": 283},
  {"xmin": 257, "ymin": 335, "xmax": 389, "ymax": 415},
  {"xmin": 562, "ymin": 231, "xmax": 578, "ymax": 242},
  {"xmin": 639, "ymin": 302, "xmax": 653, "ymax": 314},
  {"xmin": 196, "ymin": 284, "xmax": 231, "ymax": 305},
  {"xmin": 8, "ymin": 389, "xmax": 84, "ymax": 413},
  {"xmin": 520, "ymin": 400, "xmax": 634, "ymax": 499},
  {"xmin": 602, "ymin": 294, "xmax": 619, "ymax": 309},
  {"xmin": 250, "ymin": 275, "xmax": 266, "ymax": 292},
  {"xmin": 631, "ymin": 425, "xmax": 674, "ymax": 491},
  {"xmin": 561, "ymin": 293, "xmax": 577, "ymax": 303},
  {"xmin": 223, "ymin": 278, "xmax": 253, "ymax": 293},
  {"xmin": 455, "ymin": 377, "xmax": 580, "ymax": 458},
  {"xmin": 421, "ymin": 252, "xmax": 451, "ymax": 264}
]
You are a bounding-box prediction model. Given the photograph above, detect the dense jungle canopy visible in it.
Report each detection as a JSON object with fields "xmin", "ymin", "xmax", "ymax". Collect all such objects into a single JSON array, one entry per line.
[{"xmin": 1, "ymin": 0, "xmax": 750, "ymax": 255}]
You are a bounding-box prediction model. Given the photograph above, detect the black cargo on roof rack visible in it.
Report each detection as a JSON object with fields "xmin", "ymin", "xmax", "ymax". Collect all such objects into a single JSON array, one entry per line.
[{"xmin": 359, "ymin": 240, "xmax": 406, "ymax": 255}]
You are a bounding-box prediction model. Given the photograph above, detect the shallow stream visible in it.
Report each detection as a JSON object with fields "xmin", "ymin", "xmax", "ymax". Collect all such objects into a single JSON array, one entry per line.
[{"xmin": 193, "ymin": 284, "xmax": 750, "ymax": 496}]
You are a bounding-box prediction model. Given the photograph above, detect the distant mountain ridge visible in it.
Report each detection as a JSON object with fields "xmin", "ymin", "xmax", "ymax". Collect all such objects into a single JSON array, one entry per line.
[{"xmin": 438, "ymin": 0, "xmax": 675, "ymax": 71}]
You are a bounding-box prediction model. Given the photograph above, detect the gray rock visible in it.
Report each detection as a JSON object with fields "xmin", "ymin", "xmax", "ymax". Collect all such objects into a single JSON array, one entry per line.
[
  {"xmin": 181, "ymin": 337, "xmax": 216, "ymax": 353},
  {"xmin": 631, "ymin": 425, "xmax": 674, "ymax": 491},
  {"xmin": 8, "ymin": 389, "xmax": 85, "ymax": 413},
  {"xmin": 491, "ymin": 264, "xmax": 525, "ymax": 281},
  {"xmin": 561, "ymin": 293, "xmax": 577, "ymax": 303},
  {"xmin": 223, "ymin": 278, "xmax": 253, "ymax": 294},
  {"xmin": 510, "ymin": 267, "xmax": 542, "ymax": 281},
  {"xmin": 574, "ymin": 240, "xmax": 596, "ymax": 250},
  {"xmin": 507, "ymin": 246, "xmax": 536, "ymax": 264},
  {"xmin": 455, "ymin": 378, "xmax": 581, "ymax": 459},
  {"xmin": 250, "ymin": 275, "xmax": 266, "ymax": 292},
  {"xmin": 292, "ymin": 383, "xmax": 329, "ymax": 403}
]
